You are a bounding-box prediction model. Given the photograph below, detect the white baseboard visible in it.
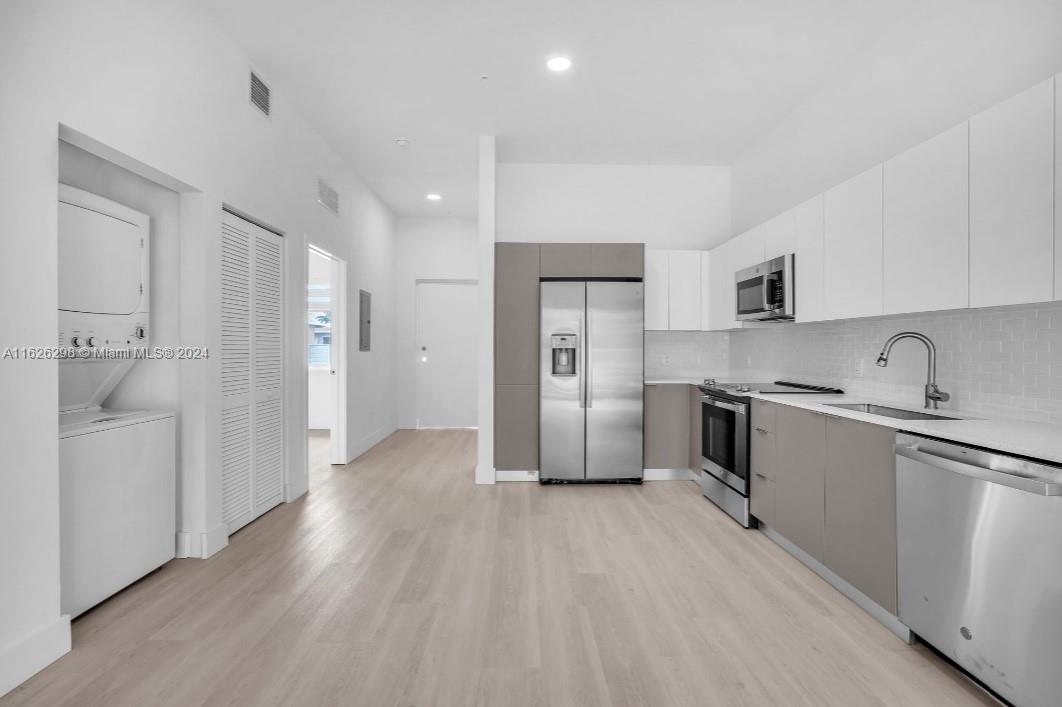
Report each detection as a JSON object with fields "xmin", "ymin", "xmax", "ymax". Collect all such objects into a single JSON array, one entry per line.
[
  {"xmin": 175, "ymin": 522, "xmax": 229, "ymax": 559},
  {"xmin": 760, "ymin": 523, "xmax": 913, "ymax": 643},
  {"xmin": 643, "ymin": 468, "xmax": 696, "ymax": 481},
  {"xmin": 0, "ymin": 614, "xmax": 71, "ymax": 698},
  {"xmin": 496, "ymin": 469, "xmax": 539, "ymax": 482},
  {"xmin": 347, "ymin": 425, "xmax": 397, "ymax": 463},
  {"xmin": 475, "ymin": 463, "xmax": 496, "ymax": 485}
]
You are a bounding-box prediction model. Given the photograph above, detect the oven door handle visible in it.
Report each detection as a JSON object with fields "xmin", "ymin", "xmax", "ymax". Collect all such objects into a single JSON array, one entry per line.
[{"xmin": 702, "ymin": 397, "xmax": 747, "ymax": 415}]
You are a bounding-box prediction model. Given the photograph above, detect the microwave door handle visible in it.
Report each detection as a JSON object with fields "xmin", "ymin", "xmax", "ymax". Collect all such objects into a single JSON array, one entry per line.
[{"xmin": 763, "ymin": 272, "xmax": 779, "ymax": 311}]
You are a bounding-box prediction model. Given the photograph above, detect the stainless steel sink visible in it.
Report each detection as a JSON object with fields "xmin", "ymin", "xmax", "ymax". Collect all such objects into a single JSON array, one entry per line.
[{"xmin": 825, "ymin": 403, "xmax": 960, "ymax": 421}]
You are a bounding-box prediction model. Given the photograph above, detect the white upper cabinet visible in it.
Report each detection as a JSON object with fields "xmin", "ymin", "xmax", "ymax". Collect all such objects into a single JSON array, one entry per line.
[
  {"xmin": 1056, "ymin": 73, "xmax": 1062, "ymax": 300},
  {"xmin": 707, "ymin": 239, "xmax": 736, "ymax": 330},
  {"xmin": 760, "ymin": 210, "xmax": 796, "ymax": 261},
  {"xmin": 644, "ymin": 250, "xmax": 669, "ymax": 330},
  {"xmin": 731, "ymin": 226, "xmax": 766, "ymax": 274},
  {"xmin": 643, "ymin": 249, "xmax": 702, "ymax": 330},
  {"xmin": 824, "ymin": 165, "xmax": 884, "ymax": 320},
  {"xmin": 883, "ymin": 123, "xmax": 969, "ymax": 315},
  {"xmin": 668, "ymin": 250, "xmax": 702, "ymax": 330},
  {"xmin": 970, "ymin": 79, "xmax": 1054, "ymax": 308},
  {"xmin": 793, "ymin": 195, "xmax": 825, "ymax": 323},
  {"xmin": 700, "ymin": 251, "xmax": 712, "ymax": 330}
]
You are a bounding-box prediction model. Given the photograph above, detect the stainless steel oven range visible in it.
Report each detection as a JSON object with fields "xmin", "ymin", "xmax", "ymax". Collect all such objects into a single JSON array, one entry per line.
[{"xmin": 698, "ymin": 380, "xmax": 843, "ymax": 527}]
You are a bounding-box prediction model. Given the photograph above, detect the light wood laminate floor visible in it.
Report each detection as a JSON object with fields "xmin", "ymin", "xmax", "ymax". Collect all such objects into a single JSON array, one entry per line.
[{"xmin": 4, "ymin": 429, "xmax": 995, "ymax": 706}]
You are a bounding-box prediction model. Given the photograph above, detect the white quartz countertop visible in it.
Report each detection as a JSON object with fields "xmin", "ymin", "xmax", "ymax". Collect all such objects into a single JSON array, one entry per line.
[
  {"xmin": 643, "ymin": 378, "xmax": 707, "ymax": 385},
  {"xmin": 750, "ymin": 392, "xmax": 1062, "ymax": 466}
]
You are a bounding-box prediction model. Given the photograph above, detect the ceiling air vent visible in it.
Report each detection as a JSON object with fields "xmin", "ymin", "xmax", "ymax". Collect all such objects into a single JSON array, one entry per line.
[
  {"xmin": 317, "ymin": 178, "xmax": 339, "ymax": 214},
  {"xmin": 249, "ymin": 71, "xmax": 271, "ymax": 116}
]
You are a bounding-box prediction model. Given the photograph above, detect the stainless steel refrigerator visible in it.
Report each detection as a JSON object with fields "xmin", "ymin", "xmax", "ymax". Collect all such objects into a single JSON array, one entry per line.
[{"xmin": 540, "ymin": 280, "xmax": 644, "ymax": 482}]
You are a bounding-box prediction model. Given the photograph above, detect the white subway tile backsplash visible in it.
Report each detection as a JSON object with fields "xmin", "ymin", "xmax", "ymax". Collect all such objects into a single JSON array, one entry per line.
[
  {"xmin": 645, "ymin": 331, "xmax": 729, "ymax": 380},
  {"xmin": 728, "ymin": 301, "xmax": 1062, "ymax": 424}
]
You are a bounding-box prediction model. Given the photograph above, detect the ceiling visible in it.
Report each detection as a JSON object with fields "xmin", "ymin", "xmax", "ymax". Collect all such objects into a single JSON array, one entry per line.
[{"xmin": 199, "ymin": 0, "xmax": 913, "ymax": 218}]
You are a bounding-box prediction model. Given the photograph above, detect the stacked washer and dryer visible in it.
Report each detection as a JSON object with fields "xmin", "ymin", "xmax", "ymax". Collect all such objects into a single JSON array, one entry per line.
[{"xmin": 57, "ymin": 184, "xmax": 176, "ymax": 618}]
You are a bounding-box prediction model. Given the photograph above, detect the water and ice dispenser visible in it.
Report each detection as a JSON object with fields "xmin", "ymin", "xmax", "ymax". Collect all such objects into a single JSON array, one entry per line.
[{"xmin": 550, "ymin": 334, "xmax": 577, "ymax": 376}]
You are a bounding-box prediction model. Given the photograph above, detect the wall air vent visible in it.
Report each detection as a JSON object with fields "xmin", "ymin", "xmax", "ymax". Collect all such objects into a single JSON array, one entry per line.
[
  {"xmin": 317, "ymin": 177, "xmax": 339, "ymax": 214},
  {"xmin": 249, "ymin": 71, "xmax": 271, "ymax": 116}
]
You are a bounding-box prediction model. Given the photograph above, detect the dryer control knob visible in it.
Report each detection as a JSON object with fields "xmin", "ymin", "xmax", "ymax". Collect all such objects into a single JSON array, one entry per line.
[
  {"xmin": 86, "ymin": 337, "xmax": 97, "ymax": 348},
  {"xmin": 134, "ymin": 326, "xmax": 146, "ymax": 339},
  {"xmin": 70, "ymin": 336, "xmax": 82, "ymax": 347}
]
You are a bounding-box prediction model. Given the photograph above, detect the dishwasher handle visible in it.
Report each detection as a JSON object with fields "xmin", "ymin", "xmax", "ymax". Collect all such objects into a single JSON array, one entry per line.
[{"xmin": 896, "ymin": 438, "xmax": 1062, "ymax": 497}]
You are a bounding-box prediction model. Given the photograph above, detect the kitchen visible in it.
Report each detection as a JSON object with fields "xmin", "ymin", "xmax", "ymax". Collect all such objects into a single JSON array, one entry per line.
[{"xmin": 3, "ymin": 1, "xmax": 1062, "ymax": 706}]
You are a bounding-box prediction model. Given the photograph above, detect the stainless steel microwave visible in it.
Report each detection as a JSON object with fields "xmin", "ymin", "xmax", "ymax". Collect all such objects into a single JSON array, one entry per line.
[{"xmin": 735, "ymin": 254, "xmax": 794, "ymax": 321}]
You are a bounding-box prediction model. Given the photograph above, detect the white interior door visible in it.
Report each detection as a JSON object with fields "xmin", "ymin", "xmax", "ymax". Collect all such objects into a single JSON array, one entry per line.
[
  {"xmin": 220, "ymin": 211, "xmax": 285, "ymax": 534},
  {"xmin": 415, "ymin": 280, "xmax": 478, "ymax": 428}
]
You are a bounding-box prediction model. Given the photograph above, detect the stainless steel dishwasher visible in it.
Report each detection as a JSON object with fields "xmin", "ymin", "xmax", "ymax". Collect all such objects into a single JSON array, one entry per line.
[{"xmin": 895, "ymin": 433, "xmax": 1062, "ymax": 707}]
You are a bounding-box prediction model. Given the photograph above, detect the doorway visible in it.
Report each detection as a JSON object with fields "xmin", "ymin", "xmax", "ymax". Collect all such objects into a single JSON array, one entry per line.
[
  {"xmin": 307, "ymin": 244, "xmax": 347, "ymax": 477},
  {"xmin": 415, "ymin": 279, "xmax": 478, "ymax": 428}
]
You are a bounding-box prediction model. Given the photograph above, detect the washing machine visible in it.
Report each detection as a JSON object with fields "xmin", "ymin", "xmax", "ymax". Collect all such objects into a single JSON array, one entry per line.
[{"xmin": 57, "ymin": 184, "xmax": 176, "ymax": 618}]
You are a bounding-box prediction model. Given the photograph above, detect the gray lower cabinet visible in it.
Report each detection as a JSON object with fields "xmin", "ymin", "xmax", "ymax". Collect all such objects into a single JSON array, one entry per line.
[
  {"xmin": 688, "ymin": 385, "xmax": 702, "ymax": 471},
  {"xmin": 591, "ymin": 243, "xmax": 644, "ymax": 278},
  {"xmin": 644, "ymin": 384, "xmax": 690, "ymax": 469},
  {"xmin": 540, "ymin": 243, "xmax": 592, "ymax": 277},
  {"xmin": 494, "ymin": 243, "xmax": 540, "ymax": 385},
  {"xmin": 494, "ymin": 385, "xmax": 539, "ymax": 471},
  {"xmin": 824, "ymin": 416, "xmax": 898, "ymax": 614},
  {"xmin": 773, "ymin": 405, "xmax": 827, "ymax": 562}
]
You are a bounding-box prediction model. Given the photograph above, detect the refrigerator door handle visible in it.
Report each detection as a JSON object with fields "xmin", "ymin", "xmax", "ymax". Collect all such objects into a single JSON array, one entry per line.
[
  {"xmin": 578, "ymin": 314, "xmax": 586, "ymax": 408},
  {"xmin": 586, "ymin": 307, "xmax": 593, "ymax": 408}
]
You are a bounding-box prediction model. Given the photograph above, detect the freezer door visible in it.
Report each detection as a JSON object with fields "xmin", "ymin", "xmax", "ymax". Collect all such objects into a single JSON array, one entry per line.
[
  {"xmin": 540, "ymin": 282, "xmax": 586, "ymax": 480},
  {"xmin": 586, "ymin": 282, "xmax": 644, "ymax": 480}
]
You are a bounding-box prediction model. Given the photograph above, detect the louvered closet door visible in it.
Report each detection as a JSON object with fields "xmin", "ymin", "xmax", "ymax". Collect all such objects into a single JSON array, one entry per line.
[{"xmin": 220, "ymin": 211, "xmax": 285, "ymax": 534}]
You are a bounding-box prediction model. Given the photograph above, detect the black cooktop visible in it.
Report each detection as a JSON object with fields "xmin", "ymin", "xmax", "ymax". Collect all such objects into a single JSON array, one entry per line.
[{"xmin": 699, "ymin": 380, "xmax": 845, "ymax": 395}]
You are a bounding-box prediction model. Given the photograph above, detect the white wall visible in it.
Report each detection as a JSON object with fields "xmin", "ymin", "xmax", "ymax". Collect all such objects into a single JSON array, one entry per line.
[
  {"xmin": 497, "ymin": 163, "xmax": 731, "ymax": 249},
  {"xmin": 395, "ymin": 217, "xmax": 479, "ymax": 428},
  {"xmin": 0, "ymin": 0, "xmax": 396, "ymax": 695},
  {"xmin": 730, "ymin": 0, "xmax": 1062, "ymax": 233}
]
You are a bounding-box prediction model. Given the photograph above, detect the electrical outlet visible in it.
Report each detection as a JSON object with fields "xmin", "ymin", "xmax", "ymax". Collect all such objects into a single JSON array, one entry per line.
[
  {"xmin": 855, "ymin": 358, "xmax": 865, "ymax": 377},
  {"xmin": 746, "ymin": 354, "xmax": 752, "ymax": 368},
  {"xmin": 662, "ymin": 354, "xmax": 672, "ymax": 367}
]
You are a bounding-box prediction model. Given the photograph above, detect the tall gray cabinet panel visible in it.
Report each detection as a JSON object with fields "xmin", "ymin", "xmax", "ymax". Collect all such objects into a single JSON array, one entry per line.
[
  {"xmin": 825, "ymin": 416, "xmax": 898, "ymax": 613},
  {"xmin": 774, "ymin": 405, "xmax": 826, "ymax": 561},
  {"xmin": 591, "ymin": 243, "xmax": 644, "ymax": 278},
  {"xmin": 495, "ymin": 243, "xmax": 541, "ymax": 470},
  {"xmin": 494, "ymin": 385, "xmax": 539, "ymax": 471},
  {"xmin": 688, "ymin": 385, "xmax": 701, "ymax": 471},
  {"xmin": 540, "ymin": 243, "xmax": 591, "ymax": 277},
  {"xmin": 495, "ymin": 243, "xmax": 541, "ymax": 384}
]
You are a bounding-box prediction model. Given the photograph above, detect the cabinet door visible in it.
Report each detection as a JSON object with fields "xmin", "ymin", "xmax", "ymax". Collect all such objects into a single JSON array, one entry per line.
[
  {"xmin": 644, "ymin": 250, "xmax": 669, "ymax": 330},
  {"xmin": 793, "ymin": 196, "xmax": 825, "ymax": 322},
  {"xmin": 495, "ymin": 243, "xmax": 541, "ymax": 385},
  {"xmin": 824, "ymin": 417, "xmax": 897, "ymax": 614},
  {"xmin": 540, "ymin": 243, "xmax": 591, "ymax": 277},
  {"xmin": 731, "ymin": 228, "xmax": 766, "ymax": 273},
  {"xmin": 824, "ymin": 165, "xmax": 884, "ymax": 320},
  {"xmin": 707, "ymin": 240, "xmax": 735, "ymax": 330},
  {"xmin": 667, "ymin": 251, "xmax": 701, "ymax": 330},
  {"xmin": 970, "ymin": 79, "xmax": 1054, "ymax": 308},
  {"xmin": 699, "ymin": 251, "xmax": 712, "ymax": 330},
  {"xmin": 688, "ymin": 385, "xmax": 702, "ymax": 471},
  {"xmin": 494, "ymin": 385, "xmax": 539, "ymax": 471},
  {"xmin": 1057, "ymin": 73, "xmax": 1062, "ymax": 299},
  {"xmin": 643, "ymin": 384, "xmax": 690, "ymax": 469},
  {"xmin": 774, "ymin": 405, "xmax": 826, "ymax": 561},
  {"xmin": 750, "ymin": 426, "xmax": 777, "ymax": 525},
  {"xmin": 591, "ymin": 243, "xmax": 643, "ymax": 278},
  {"xmin": 884, "ymin": 123, "xmax": 969, "ymax": 315},
  {"xmin": 761, "ymin": 210, "xmax": 796, "ymax": 261}
]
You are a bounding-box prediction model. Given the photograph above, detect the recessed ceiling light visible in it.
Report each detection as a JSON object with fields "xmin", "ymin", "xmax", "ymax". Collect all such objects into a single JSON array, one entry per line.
[
  {"xmin": 394, "ymin": 137, "xmax": 411, "ymax": 147},
  {"xmin": 426, "ymin": 193, "xmax": 442, "ymax": 201},
  {"xmin": 546, "ymin": 56, "xmax": 572, "ymax": 72}
]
